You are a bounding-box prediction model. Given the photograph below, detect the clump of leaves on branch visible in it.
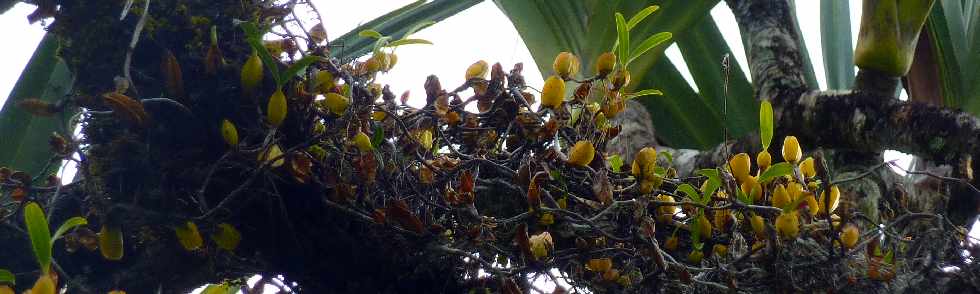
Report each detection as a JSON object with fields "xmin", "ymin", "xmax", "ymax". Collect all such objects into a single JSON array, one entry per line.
[{"xmin": 0, "ymin": 1, "xmax": 978, "ymax": 293}]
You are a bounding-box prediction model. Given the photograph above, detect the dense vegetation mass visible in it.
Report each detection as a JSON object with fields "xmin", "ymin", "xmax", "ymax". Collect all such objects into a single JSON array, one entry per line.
[{"xmin": 0, "ymin": 0, "xmax": 978, "ymax": 293}]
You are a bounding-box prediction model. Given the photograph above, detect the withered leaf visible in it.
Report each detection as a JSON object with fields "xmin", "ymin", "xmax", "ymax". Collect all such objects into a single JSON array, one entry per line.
[
  {"xmin": 514, "ymin": 223, "xmax": 532, "ymax": 260},
  {"xmin": 161, "ymin": 49, "xmax": 185, "ymax": 99},
  {"xmin": 288, "ymin": 152, "xmax": 314, "ymax": 184},
  {"xmin": 459, "ymin": 170, "xmax": 474, "ymax": 194},
  {"xmin": 386, "ymin": 199, "xmax": 424, "ymax": 234},
  {"xmin": 593, "ymin": 170, "xmax": 613, "ymax": 206},
  {"xmin": 102, "ymin": 92, "xmax": 148, "ymax": 127},
  {"xmin": 16, "ymin": 99, "xmax": 59, "ymax": 117},
  {"xmin": 501, "ymin": 278, "xmax": 522, "ymax": 294}
]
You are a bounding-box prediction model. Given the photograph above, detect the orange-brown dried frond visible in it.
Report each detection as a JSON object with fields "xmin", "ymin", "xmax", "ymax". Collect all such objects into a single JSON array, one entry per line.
[
  {"xmin": 102, "ymin": 92, "xmax": 148, "ymax": 127},
  {"xmin": 385, "ymin": 199, "xmax": 425, "ymax": 234},
  {"xmin": 161, "ymin": 49, "xmax": 185, "ymax": 99},
  {"xmin": 16, "ymin": 99, "xmax": 59, "ymax": 117}
]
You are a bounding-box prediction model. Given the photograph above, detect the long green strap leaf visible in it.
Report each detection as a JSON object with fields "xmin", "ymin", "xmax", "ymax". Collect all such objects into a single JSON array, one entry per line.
[
  {"xmin": 281, "ymin": 56, "xmax": 321, "ymax": 82},
  {"xmin": 963, "ymin": 0, "xmax": 980, "ymax": 114},
  {"xmin": 789, "ymin": 0, "xmax": 819, "ymax": 90},
  {"xmin": 927, "ymin": 1, "xmax": 967, "ymax": 111},
  {"xmin": 615, "ymin": 12, "xmax": 630, "ymax": 66},
  {"xmin": 386, "ymin": 38, "xmax": 434, "ymax": 47},
  {"xmin": 820, "ymin": 0, "xmax": 854, "ymax": 90},
  {"xmin": 627, "ymin": 32, "xmax": 672, "ymax": 66},
  {"xmin": 0, "ymin": 33, "xmax": 74, "ymax": 176},
  {"xmin": 627, "ymin": 5, "xmax": 660, "ymax": 30},
  {"xmin": 330, "ymin": 0, "xmax": 481, "ymax": 62}
]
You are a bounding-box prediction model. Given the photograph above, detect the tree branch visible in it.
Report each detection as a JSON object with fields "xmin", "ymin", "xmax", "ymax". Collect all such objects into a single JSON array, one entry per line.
[{"xmin": 723, "ymin": 0, "xmax": 980, "ymax": 164}]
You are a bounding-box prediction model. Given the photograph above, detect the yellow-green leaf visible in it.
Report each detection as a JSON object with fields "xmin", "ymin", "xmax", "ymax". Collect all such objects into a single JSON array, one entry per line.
[
  {"xmin": 677, "ymin": 183, "xmax": 702, "ymax": 204},
  {"xmin": 24, "ymin": 202, "xmax": 51, "ymax": 274},
  {"xmin": 614, "ymin": 12, "xmax": 630, "ymax": 67},
  {"xmin": 0, "ymin": 269, "xmax": 14, "ymax": 285},
  {"xmin": 404, "ymin": 20, "xmax": 436, "ymax": 37},
  {"xmin": 760, "ymin": 100, "xmax": 774, "ymax": 150},
  {"xmin": 201, "ymin": 284, "xmax": 236, "ymax": 294},
  {"xmin": 627, "ymin": 32, "xmax": 672, "ymax": 66},
  {"xmin": 758, "ymin": 162, "xmax": 794, "ymax": 184},
  {"xmin": 359, "ymin": 29, "xmax": 383, "ymax": 39},
  {"xmin": 280, "ymin": 56, "xmax": 320, "ymax": 82},
  {"xmin": 608, "ymin": 154, "xmax": 624, "ymax": 173},
  {"xmin": 211, "ymin": 223, "xmax": 241, "ymax": 251},
  {"xmin": 695, "ymin": 169, "xmax": 721, "ymax": 199},
  {"xmin": 258, "ymin": 144, "xmax": 285, "ymax": 168},
  {"xmin": 625, "ymin": 89, "xmax": 663, "ymax": 100},
  {"xmin": 52, "ymin": 216, "xmax": 87, "ymax": 241},
  {"xmin": 627, "ymin": 5, "xmax": 660, "ymax": 30},
  {"xmin": 99, "ymin": 225, "xmax": 124, "ymax": 261},
  {"xmin": 174, "ymin": 221, "xmax": 203, "ymax": 251},
  {"xmin": 386, "ymin": 38, "xmax": 433, "ymax": 47},
  {"xmin": 371, "ymin": 125, "xmax": 386, "ymax": 149}
]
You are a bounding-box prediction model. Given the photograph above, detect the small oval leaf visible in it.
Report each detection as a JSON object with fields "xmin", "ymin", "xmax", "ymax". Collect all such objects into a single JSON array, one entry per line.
[
  {"xmin": 0, "ymin": 269, "xmax": 14, "ymax": 285},
  {"xmin": 371, "ymin": 125, "xmax": 385, "ymax": 149},
  {"xmin": 211, "ymin": 223, "xmax": 242, "ymax": 252},
  {"xmin": 608, "ymin": 154, "xmax": 624, "ymax": 173},
  {"xmin": 677, "ymin": 183, "xmax": 701, "ymax": 204},
  {"xmin": 174, "ymin": 221, "xmax": 204, "ymax": 251},
  {"xmin": 358, "ymin": 29, "xmax": 383, "ymax": 39},
  {"xmin": 695, "ymin": 169, "xmax": 721, "ymax": 199},
  {"xmin": 52, "ymin": 216, "xmax": 87, "ymax": 241},
  {"xmin": 758, "ymin": 162, "xmax": 794, "ymax": 183}
]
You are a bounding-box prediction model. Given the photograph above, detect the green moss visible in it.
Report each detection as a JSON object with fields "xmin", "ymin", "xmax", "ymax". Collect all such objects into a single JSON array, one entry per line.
[
  {"xmin": 929, "ymin": 137, "xmax": 945, "ymax": 151},
  {"xmin": 190, "ymin": 16, "xmax": 211, "ymax": 26}
]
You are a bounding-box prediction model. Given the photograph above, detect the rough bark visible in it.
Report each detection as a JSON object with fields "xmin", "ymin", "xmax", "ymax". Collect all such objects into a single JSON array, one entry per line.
[
  {"xmin": 619, "ymin": 0, "xmax": 980, "ymax": 224},
  {"xmin": 726, "ymin": 0, "xmax": 978, "ymax": 224}
]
